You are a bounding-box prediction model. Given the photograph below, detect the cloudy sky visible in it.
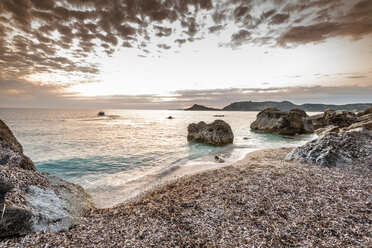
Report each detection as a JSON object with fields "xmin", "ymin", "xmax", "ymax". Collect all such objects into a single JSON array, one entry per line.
[{"xmin": 0, "ymin": 0, "xmax": 371, "ymax": 109}]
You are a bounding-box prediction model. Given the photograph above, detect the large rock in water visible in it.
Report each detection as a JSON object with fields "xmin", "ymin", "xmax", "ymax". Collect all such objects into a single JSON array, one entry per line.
[
  {"xmin": 324, "ymin": 109, "xmax": 357, "ymax": 128},
  {"xmin": 187, "ymin": 120, "xmax": 234, "ymax": 146},
  {"xmin": 250, "ymin": 108, "xmax": 314, "ymax": 135},
  {"xmin": 0, "ymin": 120, "xmax": 94, "ymax": 238},
  {"xmin": 286, "ymin": 128, "xmax": 372, "ymax": 166}
]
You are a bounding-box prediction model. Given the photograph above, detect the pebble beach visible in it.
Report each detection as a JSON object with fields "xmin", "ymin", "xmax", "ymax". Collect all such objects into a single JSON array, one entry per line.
[{"xmin": 2, "ymin": 147, "xmax": 371, "ymax": 247}]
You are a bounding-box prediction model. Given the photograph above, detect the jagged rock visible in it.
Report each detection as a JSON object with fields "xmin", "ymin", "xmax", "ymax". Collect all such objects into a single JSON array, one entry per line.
[
  {"xmin": 187, "ymin": 120, "xmax": 234, "ymax": 146},
  {"xmin": 315, "ymin": 125, "xmax": 340, "ymax": 136},
  {"xmin": 250, "ymin": 108, "xmax": 314, "ymax": 135},
  {"xmin": 310, "ymin": 113, "xmax": 326, "ymax": 129},
  {"xmin": 357, "ymin": 113, "xmax": 372, "ymax": 122},
  {"xmin": 342, "ymin": 120, "xmax": 372, "ymax": 132},
  {"xmin": 324, "ymin": 109, "xmax": 357, "ymax": 128},
  {"xmin": 0, "ymin": 121, "xmax": 35, "ymax": 171},
  {"xmin": 357, "ymin": 107, "xmax": 372, "ymax": 117},
  {"xmin": 286, "ymin": 128, "xmax": 372, "ymax": 166},
  {"xmin": 0, "ymin": 120, "xmax": 94, "ymax": 237}
]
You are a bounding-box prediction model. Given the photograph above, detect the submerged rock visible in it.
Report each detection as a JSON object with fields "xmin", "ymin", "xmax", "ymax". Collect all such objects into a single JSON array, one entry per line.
[
  {"xmin": 250, "ymin": 108, "xmax": 314, "ymax": 135},
  {"xmin": 286, "ymin": 128, "xmax": 372, "ymax": 166},
  {"xmin": 0, "ymin": 120, "xmax": 94, "ymax": 238},
  {"xmin": 187, "ymin": 120, "xmax": 234, "ymax": 146}
]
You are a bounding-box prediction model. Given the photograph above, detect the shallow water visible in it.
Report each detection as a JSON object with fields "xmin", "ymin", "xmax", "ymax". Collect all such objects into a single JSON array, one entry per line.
[{"xmin": 0, "ymin": 109, "xmax": 316, "ymax": 207}]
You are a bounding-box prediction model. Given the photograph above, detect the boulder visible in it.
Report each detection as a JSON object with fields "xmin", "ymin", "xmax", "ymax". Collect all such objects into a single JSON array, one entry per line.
[
  {"xmin": 310, "ymin": 113, "xmax": 326, "ymax": 129},
  {"xmin": 286, "ymin": 128, "xmax": 372, "ymax": 166},
  {"xmin": 324, "ymin": 109, "xmax": 357, "ymax": 128},
  {"xmin": 250, "ymin": 108, "xmax": 314, "ymax": 135},
  {"xmin": 357, "ymin": 107, "xmax": 372, "ymax": 117},
  {"xmin": 342, "ymin": 120, "xmax": 372, "ymax": 132},
  {"xmin": 0, "ymin": 120, "xmax": 94, "ymax": 238},
  {"xmin": 187, "ymin": 120, "xmax": 234, "ymax": 146},
  {"xmin": 0, "ymin": 120, "xmax": 35, "ymax": 171},
  {"xmin": 315, "ymin": 125, "xmax": 340, "ymax": 136}
]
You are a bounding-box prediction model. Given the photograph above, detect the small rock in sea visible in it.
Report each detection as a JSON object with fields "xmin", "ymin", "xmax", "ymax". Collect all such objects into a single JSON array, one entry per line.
[
  {"xmin": 214, "ymin": 155, "xmax": 225, "ymax": 163},
  {"xmin": 97, "ymin": 111, "xmax": 105, "ymax": 116},
  {"xmin": 243, "ymin": 137, "xmax": 249, "ymax": 140},
  {"xmin": 187, "ymin": 120, "xmax": 234, "ymax": 146},
  {"xmin": 213, "ymin": 115, "xmax": 225, "ymax": 117},
  {"xmin": 250, "ymin": 108, "xmax": 314, "ymax": 135},
  {"xmin": 167, "ymin": 116, "xmax": 174, "ymax": 119}
]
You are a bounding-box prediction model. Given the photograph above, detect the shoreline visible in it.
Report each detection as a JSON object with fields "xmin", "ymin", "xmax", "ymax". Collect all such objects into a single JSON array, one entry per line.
[{"xmin": 3, "ymin": 146, "xmax": 370, "ymax": 247}]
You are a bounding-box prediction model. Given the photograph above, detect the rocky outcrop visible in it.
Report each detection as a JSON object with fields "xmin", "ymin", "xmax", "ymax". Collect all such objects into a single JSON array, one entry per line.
[
  {"xmin": 250, "ymin": 108, "xmax": 314, "ymax": 135},
  {"xmin": 357, "ymin": 107, "xmax": 372, "ymax": 117},
  {"xmin": 0, "ymin": 120, "xmax": 94, "ymax": 238},
  {"xmin": 286, "ymin": 128, "xmax": 372, "ymax": 166},
  {"xmin": 310, "ymin": 113, "xmax": 326, "ymax": 129},
  {"xmin": 324, "ymin": 109, "xmax": 357, "ymax": 128},
  {"xmin": 342, "ymin": 119, "xmax": 372, "ymax": 132},
  {"xmin": 0, "ymin": 120, "xmax": 35, "ymax": 171},
  {"xmin": 187, "ymin": 120, "xmax": 234, "ymax": 146}
]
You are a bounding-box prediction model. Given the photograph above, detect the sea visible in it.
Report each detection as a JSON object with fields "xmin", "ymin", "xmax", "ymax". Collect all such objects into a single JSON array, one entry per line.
[{"xmin": 0, "ymin": 109, "xmax": 316, "ymax": 208}]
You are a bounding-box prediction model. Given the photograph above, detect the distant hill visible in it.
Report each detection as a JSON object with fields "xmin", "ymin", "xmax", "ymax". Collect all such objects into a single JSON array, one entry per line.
[
  {"xmin": 184, "ymin": 104, "xmax": 220, "ymax": 111},
  {"xmin": 184, "ymin": 101, "xmax": 372, "ymax": 112}
]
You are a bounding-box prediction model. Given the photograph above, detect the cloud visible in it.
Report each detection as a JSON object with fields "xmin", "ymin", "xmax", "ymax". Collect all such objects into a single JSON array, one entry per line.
[
  {"xmin": 1, "ymin": 0, "xmax": 372, "ymax": 84},
  {"xmin": 2, "ymin": 77, "xmax": 371, "ymax": 109}
]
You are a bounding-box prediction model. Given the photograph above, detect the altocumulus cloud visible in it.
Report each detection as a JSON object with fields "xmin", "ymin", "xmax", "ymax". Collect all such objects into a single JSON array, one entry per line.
[{"xmin": 1, "ymin": 0, "xmax": 372, "ymax": 82}]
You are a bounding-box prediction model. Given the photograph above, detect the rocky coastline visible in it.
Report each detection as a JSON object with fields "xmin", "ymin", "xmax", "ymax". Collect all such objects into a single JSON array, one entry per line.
[{"xmin": 1, "ymin": 107, "xmax": 371, "ymax": 246}]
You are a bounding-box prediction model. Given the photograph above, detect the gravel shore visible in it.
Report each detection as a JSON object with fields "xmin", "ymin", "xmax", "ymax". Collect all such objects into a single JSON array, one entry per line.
[{"xmin": 2, "ymin": 147, "xmax": 371, "ymax": 247}]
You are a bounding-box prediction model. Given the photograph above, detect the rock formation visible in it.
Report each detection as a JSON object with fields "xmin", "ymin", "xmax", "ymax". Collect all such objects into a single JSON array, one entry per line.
[
  {"xmin": 315, "ymin": 125, "xmax": 340, "ymax": 136},
  {"xmin": 323, "ymin": 109, "xmax": 357, "ymax": 128},
  {"xmin": 0, "ymin": 120, "xmax": 94, "ymax": 238},
  {"xmin": 310, "ymin": 113, "xmax": 326, "ymax": 129},
  {"xmin": 286, "ymin": 128, "xmax": 372, "ymax": 166},
  {"xmin": 0, "ymin": 120, "xmax": 35, "ymax": 171},
  {"xmin": 250, "ymin": 108, "xmax": 314, "ymax": 135},
  {"xmin": 187, "ymin": 120, "xmax": 234, "ymax": 146}
]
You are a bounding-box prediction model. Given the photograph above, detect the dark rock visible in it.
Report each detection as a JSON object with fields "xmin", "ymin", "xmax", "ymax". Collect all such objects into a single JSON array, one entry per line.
[
  {"xmin": 213, "ymin": 115, "xmax": 224, "ymax": 117},
  {"xmin": 0, "ymin": 120, "xmax": 36, "ymax": 171},
  {"xmin": 0, "ymin": 180, "xmax": 14, "ymax": 205},
  {"xmin": 0, "ymin": 179, "xmax": 33, "ymax": 238},
  {"xmin": 187, "ymin": 120, "xmax": 234, "ymax": 146},
  {"xmin": 214, "ymin": 155, "xmax": 225, "ymax": 163},
  {"xmin": 250, "ymin": 108, "xmax": 314, "ymax": 135},
  {"xmin": 310, "ymin": 113, "xmax": 326, "ymax": 129},
  {"xmin": 0, "ymin": 207, "xmax": 33, "ymax": 237},
  {"xmin": 243, "ymin": 137, "xmax": 249, "ymax": 140},
  {"xmin": 324, "ymin": 109, "xmax": 357, "ymax": 128},
  {"xmin": 357, "ymin": 107, "xmax": 372, "ymax": 117},
  {"xmin": 167, "ymin": 116, "xmax": 174, "ymax": 119},
  {"xmin": 286, "ymin": 128, "xmax": 372, "ymax": 166},
  {"xmin": 315, "ymin": 125, "xmax": 340, "ymax": 136},
  {"xmin": 97, "ymin": 111, "xmax": 105, "ymax": 116}
]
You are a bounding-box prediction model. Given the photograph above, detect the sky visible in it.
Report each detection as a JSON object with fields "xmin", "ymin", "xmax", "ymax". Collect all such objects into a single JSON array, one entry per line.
[{"xmin": 0, "ymin": 0, "xmax": 371, "ymax": 109}]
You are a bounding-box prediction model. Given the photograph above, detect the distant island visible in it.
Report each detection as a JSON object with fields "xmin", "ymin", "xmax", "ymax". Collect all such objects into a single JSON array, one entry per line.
[{"xmin": 184, "ymin": 101, "xmax": 372, "ymax": 112}]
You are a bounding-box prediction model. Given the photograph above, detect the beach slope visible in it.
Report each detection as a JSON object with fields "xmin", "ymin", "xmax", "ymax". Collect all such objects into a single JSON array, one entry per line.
[{"xmin": 2, "ymin": 147, "xmax": 371, "ymax": 247}]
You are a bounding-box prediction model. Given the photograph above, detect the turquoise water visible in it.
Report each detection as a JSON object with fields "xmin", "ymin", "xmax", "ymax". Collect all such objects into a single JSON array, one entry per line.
[{"xmin": 0, "ymin": 109, "xmax": 316, "ymax": 207}]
